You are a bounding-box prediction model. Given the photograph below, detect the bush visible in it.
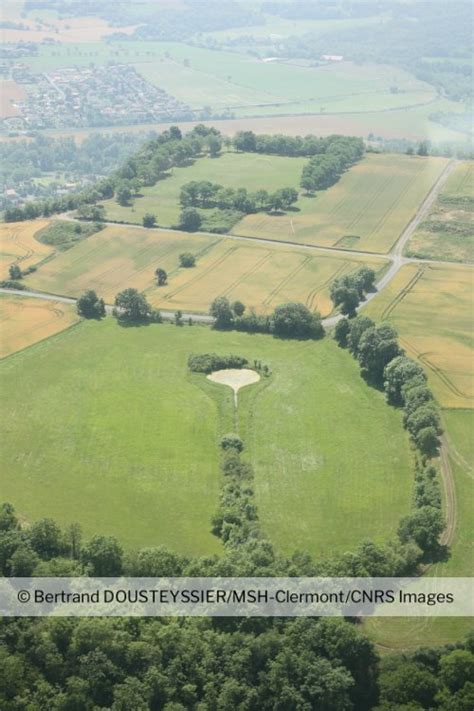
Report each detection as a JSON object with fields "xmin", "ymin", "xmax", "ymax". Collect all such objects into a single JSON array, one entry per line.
[
  {"xmin": 188, "ymin": 353, "xmax": 248, "ymax": 374},
  {"xmin": 179, "ymin": 252, "xmax": 196, "ymax": 268},
  {"xmin": 0, "ymin": 280, "xmax": 26, "ymax": 290},
  {"xmin": 220, "ymin": 434, "xmax": 244, "ymax": 452},
  {"xmin": 270, "ymin": 302, "xmax": 324, "ymax": 339}
]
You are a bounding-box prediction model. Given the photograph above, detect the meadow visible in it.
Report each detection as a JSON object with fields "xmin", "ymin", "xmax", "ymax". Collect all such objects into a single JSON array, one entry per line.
[
  {"xmin": 366, "ymin": 409, "xmax": 474, "ymax": 649},
  {"xmin": 0, "ymin": 219, "xmax": 53, "ymax": 278},
  {"xmin": 0, "ymin": 293, "xmax": 79, "ymax": 358},
  {"xmin": 101, "ymin": 151, "xmax": 307, "ymax": 227},
  {"xmin": 100, "ymin": 151, "xmax": 448, "ymax": 255},
  {"xmin": 25, "ymin": 223, "xmax": 386, "ymax": 317},
  {"xmin": 235, "ymin": 153, "xmax": 448, "ymax": 253},
  {"xmin": 17, "ymin": 38, "xmax": 435, "ymax": 117},
  {"xmin": 405, "ymin": 161, "xmax": 474, "ymax": 263},
  {"xmin": 364, "ymin": 262, "xmax": 474, "ymax": 409},
  {"xmin": 0, "ymin": 318, "xmax": 413, "ymax": 556}
]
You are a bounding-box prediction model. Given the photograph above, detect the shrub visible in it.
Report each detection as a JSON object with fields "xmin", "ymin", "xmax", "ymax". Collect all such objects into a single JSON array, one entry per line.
[
  {"xmin": 270, "ymin": 302, "xmax": 324, "ymax": 339},
  {"xmin": 220, "ymin": 434, "xmax": 244, "ymax": 452},
  {"xmin": 179, "ymin": 252, "xmax": 196, "ymax": 268},
  {"xmin": 188, "ymin": 353, "xmax": 248, "ymax": 374}
]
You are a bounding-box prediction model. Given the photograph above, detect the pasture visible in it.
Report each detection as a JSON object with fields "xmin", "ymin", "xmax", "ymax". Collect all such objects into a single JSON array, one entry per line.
[
  {"xmin": 0, "ymin": 219, "xmax": 53, "ymax": 278},
  {"xmin": 100, "ymin": 151, "xmax": 307, "ymax": 227},
  {"xmin": 0, "ymin": 294, "xmax": 79, "ymax": 358},
  {"xmin": 366, "ymin": 409, "xmax": 474, "ymax": 649},
  {"xmin": 364, "ymin": 263, "xmax": 474, "ymax": 409},
  {"xmin": 25, "ymin": 223, "xmax": 385, "ymax": 316},
  {"xmin": 406, "ymin": 161, "xmax": 474, "ymax": 263},
  {"xmin": 0, "ymin": 319, "xmax": 413, "ymax": 555},
  {"xmin": 11, "ymin": 95, "xmax": 465, "ymax": 146},
  {"xmin": 235, "ymin": 153, "xmax": 449, "ymax": 253},
  {"xmin": 18, "ymin": 38, "xmax": 435, "ymax": 117}
]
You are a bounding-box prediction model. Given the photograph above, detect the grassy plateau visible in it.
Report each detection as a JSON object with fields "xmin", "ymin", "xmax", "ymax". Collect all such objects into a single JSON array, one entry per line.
[{"xmin": 0, "ymin": 318, "xmax": 413, "ymax": 557}]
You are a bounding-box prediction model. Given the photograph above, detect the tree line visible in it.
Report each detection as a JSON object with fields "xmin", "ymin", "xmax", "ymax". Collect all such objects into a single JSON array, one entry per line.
[
  {"xmin": 210, "ymin": 297, "xmax": 325, "ymax": 340},
  {"xmin": 180, "ymin": 180, "xmax": 298, "ymax": 215},
  {"xmin": 334, "ymin": 314, "xmax": 443, "ymax": 461}
]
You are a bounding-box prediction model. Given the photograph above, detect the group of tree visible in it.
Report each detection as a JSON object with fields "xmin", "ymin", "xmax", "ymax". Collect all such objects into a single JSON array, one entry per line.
[
  {"xmin": 188, "ymin": 352, "xmax": 248, "ymax": 374},
  {"xmin": 335, "ymin": 315, "xmax": 443, "ymax": 459},
  {"xmin": 232, "ymin": 131, "xmax": 364, "ymax": 160},
  {"xmin": 300, "ymin": 136, "xmax": 365, "ymax": 192},
  {"xmin": 330, "ymin": 266, "xmax": 377, "ymax": 316},
  {"xmin": 210, "ymin": 296, "xmax": 324, "ymax": 340},
  {"xmin": 180, "ymin": 180, "xmax": 298, "ymax": 216}
]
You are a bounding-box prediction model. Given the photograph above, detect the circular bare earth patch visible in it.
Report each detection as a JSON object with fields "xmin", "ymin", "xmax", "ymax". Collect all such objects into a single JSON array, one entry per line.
[{"xmin": 207, "ymin": 368, "xmax": 260, "ymax": 404}]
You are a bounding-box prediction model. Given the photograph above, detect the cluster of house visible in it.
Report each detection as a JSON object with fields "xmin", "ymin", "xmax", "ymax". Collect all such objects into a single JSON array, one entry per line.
[{"xmin": 6, "ymin": 64, "xmax": 194, "ymax": 130}]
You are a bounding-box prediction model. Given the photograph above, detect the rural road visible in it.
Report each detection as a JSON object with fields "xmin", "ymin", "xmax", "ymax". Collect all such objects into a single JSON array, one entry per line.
[
  {"xmin": 1, "ymin": 158, "xmax": 463, "ymax": 552},
  {"xmin": 41, "ymin": 158, "xmax": 463, "ymax": 331}
]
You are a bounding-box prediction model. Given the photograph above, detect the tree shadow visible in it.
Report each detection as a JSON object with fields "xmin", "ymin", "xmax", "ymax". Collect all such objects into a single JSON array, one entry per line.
[{"xmin": 115, "ymin": 318, "xmax": 151, "ymax": 329}]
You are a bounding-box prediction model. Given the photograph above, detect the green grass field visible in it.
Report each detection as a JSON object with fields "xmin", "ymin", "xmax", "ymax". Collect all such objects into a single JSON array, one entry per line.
[
  {"xmin": 0, "ymin": 319, "xmax": 413, "ymax": 557},
  {"xmin": 406, "ymin": 161, "xmax": 474, "ymax": 263},
  {"xmin": 235, "ymin": 153, "xmax": 448, "ymax": 252},
  {"xmin": 100, "ymin": 151, "xmax": 307, "ymax": 227},
  {"xmin": 20, "ymin": 39, "xmax": 435, "ymax": 117},
  {"xmin": 366, "ymin": 409, "xmax": 474, "ymax": 649},
  {"xmin": 100, "ymin": 152, "xmax": 448, "ymax": 255}
]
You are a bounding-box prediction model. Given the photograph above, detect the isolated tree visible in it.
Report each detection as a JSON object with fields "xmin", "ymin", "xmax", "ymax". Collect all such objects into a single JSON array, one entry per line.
[
  {"xmin": 82, "ymin": 535, "xmax": 123, "ymax": 576},
  {"xmin": 232, "ymin": 300, "xmax": 246, "ymax": 317},
  {"xmin": 180, "ymin": 207, "xmax": 202, "ymax": 231},
  {"xmin": 220, "ymin": 434, "xmax": 244, "ymax": 452},
  {"xmin": 383, "ymin": 355, "xmax": 426, "ymax": 405},
  {"xmin": 334, "ymin": 318, "xmax": 350, "ymax": 347},
  {"xmin": 270, "ymin": 302, "xmax": 324, "ymax": 339},
  {"xmin": 77, "ymin": 290, "xmax": 106, "ymax": 319},
  {"xmin": 155, "ymin": 267, "xmax": 168, "ymax": 286},
  {"xmin": 210, "ymin": 296, "xmax": 234, "ymax": 329},
  {"xmin": 142, "ymin": 213, "xmax": 156, "ymax": 228},
  {"xmin": 179, "ymin": 252, "xmax": 196, "ymax": 268},
  {"xmin": 174, "ymin": 310, "xmax": 183, "ymax": 326},
  {"xmin": 114, "ymin": 288, "xmax": 151, "ymax": 322},
  {"xmin": 116, "ymin": 185, "xmax": 132, "ymax": 206},
  {"xmin": 8, "ymin": 264, "xmax": 22, "ymax": 280}
]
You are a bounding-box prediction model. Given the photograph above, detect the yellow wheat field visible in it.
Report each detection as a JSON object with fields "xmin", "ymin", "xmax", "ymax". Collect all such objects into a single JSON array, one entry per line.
[
  {"xmin": 0, "ymin": 220, "xmax": 53, "ymax": 279},
  {"xmin": 364, "ymin": 263, "xmax": 474, "ymax": 408},
  {"xmin": 0, "ymin": 295, "xmax": 79, "ymax": 358},
  {"xmin": 147, "ymin": 237, "xmax": 385, "ymax": 317}
]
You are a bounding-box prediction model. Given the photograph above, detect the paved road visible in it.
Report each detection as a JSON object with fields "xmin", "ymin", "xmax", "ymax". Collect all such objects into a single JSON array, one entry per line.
[
  {"xmin": 3, "ymin": 158, "xmax": 464, "ymax": 332},
  {"xmin": 1, "ymin": 159, "xmax": 463, "ymax": 563}
]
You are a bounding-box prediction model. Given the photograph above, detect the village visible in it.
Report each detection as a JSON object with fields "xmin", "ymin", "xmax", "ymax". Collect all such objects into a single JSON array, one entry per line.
[{"xmin": 3, "ymin": 63, "xmax": 194, "ymax": 130}]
